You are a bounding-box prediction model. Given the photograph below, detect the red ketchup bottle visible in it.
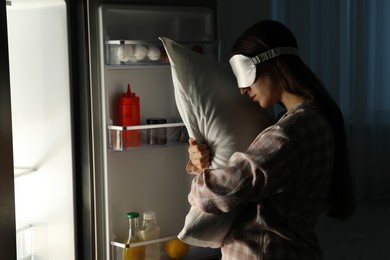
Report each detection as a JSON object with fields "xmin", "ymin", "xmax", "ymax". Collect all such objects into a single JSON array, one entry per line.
[{"xmin": 118, "ymin": 83, "xmax": 141, "ymax": 147}]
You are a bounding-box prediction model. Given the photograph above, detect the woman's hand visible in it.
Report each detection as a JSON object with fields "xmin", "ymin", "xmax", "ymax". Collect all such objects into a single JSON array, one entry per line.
[{"xmin": 188, "ymin": 138, "xmax": 211, "ymax": 171}]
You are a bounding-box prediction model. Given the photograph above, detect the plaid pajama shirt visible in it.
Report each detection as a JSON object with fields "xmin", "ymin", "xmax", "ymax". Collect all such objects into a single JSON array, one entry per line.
[{"xmin": 187, "ymin": 101, "xmax": 335, "ymax": 259}]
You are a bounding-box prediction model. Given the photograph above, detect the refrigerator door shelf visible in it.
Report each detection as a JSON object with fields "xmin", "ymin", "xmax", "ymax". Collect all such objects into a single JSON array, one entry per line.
[
  {"xmin": 14, "ymin": 168, "xmax": 36, "ymax": 178},
  {"xmin": 105, "ymin": 40, "xmax": 220, "ymax": 66},
  {"xmin": 111, "ymin": 235, "xmax": 176, "ymax": 248},
  {"xmin": 108, "ymin": 123, "xmax": 189, "ymax": 151},
  {"xmin": 111, "ymin": 237, "xmax": 221, "ymax": 260},
  {"xmin": 111, "ymin": 237, "xmax": 173, "ymax": 260}
]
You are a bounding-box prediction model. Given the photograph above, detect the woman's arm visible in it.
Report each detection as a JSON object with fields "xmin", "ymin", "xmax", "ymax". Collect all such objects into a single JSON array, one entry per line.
[{"xmin": 188, "ymin": 126, "xmax": 298, "ymax": 215}]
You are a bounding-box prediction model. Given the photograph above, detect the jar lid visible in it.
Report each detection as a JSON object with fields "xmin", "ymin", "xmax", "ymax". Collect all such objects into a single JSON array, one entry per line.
[
  {"xmin": 126, "ymin": 212, "xmax": 140, "ymax": 219},
  {"xmin": 146, "ymin": 118, "xmax": 167, "ymax": 124},
  {"xmin": 143, "ymin": 211, "xmax": 156, "ymax": 220}
]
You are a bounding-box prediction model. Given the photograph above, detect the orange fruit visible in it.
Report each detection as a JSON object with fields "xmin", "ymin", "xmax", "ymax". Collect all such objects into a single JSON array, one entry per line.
[{"xmin": 164, "ymin": 238, "xmax": 189, "ymax": 259}]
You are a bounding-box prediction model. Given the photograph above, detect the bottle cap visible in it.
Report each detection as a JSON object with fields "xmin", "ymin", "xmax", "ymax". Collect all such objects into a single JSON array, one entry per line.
[
  {"xmin": 143, "ymin": 211, "xmax": 156, "ymax": 220},
  {"xmin": 126, "ymin": 212, "xmax": 140, "ymax": 219}
]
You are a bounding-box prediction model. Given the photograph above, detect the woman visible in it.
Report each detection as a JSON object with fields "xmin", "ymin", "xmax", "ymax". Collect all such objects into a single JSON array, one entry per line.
[{"xmin": 187, "ymin": 20, "xmax": 355, "ymax": 259}]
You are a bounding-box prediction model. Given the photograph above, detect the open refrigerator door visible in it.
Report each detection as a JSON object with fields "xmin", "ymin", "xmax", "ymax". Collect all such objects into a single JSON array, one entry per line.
[{"xmin": 6, "ymin": 0, "xmax": 75, "ymax": 259}]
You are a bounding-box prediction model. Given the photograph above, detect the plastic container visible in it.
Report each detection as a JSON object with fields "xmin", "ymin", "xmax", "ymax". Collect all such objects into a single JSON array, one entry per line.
[
  {"xmin": 118, "ymin": 84, "xmax": 141, "ymax": 147},
  {"xmin": 146, "ymin": 118, "xmax": 167, "ymax": 145},
  {"xmin": 140, "ymin": 212, "xmax": 161, "ymax": 260}
]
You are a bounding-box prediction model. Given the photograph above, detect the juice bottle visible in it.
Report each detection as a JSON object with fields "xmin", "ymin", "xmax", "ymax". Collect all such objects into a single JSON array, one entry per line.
[{"xmin": 123, "ymin": 212, "xmax": 145, "ymax": 260}]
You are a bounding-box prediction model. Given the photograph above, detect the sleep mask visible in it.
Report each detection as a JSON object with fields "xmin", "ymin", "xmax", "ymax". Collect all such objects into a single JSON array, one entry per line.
[{"xmin": 229, "ymin": 47, "xmax": 299, "ymax": 88}]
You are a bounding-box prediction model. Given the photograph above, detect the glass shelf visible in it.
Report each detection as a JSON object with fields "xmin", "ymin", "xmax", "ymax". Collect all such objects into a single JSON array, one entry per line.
[
  {"xmin": 105, "ymin": 40, "xmax": 220, "ymax": 67},
  {"xmin": 107, "ymin": 122, "xmax": 189, "ymax": 151},
  {"xmin": 14, "ymin": 168, "xmax": 36, "ymax": 178},
  {"xmin": 110, "ymin": 236, "xmax": 221, "ymax": 260}
]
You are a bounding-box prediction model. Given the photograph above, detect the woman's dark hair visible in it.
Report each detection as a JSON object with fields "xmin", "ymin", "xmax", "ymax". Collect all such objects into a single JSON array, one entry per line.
[{"xmin": 232, "ymin": 20, "xmax": 355, "ymax": 221}]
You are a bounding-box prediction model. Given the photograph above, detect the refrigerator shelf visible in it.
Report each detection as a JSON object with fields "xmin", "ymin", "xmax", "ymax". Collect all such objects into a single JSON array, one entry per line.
[
  {"xmin": 105, "ymin": 40, "xmax": 220, "ymax": 66},
  {"xmin": 110, "ymin": 236, "xmax": 221, "ymax": 260},
  {"xmin": 107, "ymin": 122, "xmax": 189, "ymax": 151}
]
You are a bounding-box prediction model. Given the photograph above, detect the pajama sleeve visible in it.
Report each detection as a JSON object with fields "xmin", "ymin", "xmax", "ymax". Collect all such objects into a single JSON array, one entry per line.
[{"xmin": 188, "ymin": 124, "xmax": 302, "ymax": 214}]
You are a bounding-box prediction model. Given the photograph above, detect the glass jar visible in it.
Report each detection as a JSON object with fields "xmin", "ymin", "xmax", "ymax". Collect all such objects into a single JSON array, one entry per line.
[
  {"xmin": 123, "ymin": 212, "xmax": 145, "ymax": 260},
  {"xmin": 146, "ymin": 118, "xmax": 167, "ymax": 145}
]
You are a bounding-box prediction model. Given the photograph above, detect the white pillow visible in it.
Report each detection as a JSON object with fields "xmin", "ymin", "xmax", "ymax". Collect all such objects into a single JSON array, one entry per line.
[{"xmin": 159, "ymin": 37, "xmax": 272, "ymax": 248}]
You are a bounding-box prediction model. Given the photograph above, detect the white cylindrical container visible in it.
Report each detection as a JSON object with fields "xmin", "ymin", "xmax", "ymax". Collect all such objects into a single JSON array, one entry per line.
[{"xmin": 140, "ymin": 211, "xmax": 161, "ymax": 260}]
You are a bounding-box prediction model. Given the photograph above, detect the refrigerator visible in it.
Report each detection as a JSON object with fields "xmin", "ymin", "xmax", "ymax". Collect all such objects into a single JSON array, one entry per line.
[
  {"xmin": 1, "ymin": 0, "xmax": 222, "ymax": 259},
  {"xmin": 87, "ymin": 1, "xmax": 221, "ymax": 259}
]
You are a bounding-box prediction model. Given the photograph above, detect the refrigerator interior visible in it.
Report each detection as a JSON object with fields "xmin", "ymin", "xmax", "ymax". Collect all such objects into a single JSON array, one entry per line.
[
  {"xmin": 7, "ymin": 0, "xmax": 75, "ymax": 259},
  {"xmin": 96, "ymin": 3, "xmax": 221, "ymax": 259}
]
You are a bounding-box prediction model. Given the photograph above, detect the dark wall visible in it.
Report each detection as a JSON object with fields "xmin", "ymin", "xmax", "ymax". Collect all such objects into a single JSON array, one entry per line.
[{"xmin": 217, "ymin": 0, "xmax": 272, "ymax": 62}]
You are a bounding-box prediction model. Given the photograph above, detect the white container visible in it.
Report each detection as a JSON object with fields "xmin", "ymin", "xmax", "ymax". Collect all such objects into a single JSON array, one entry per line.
[{"xmin": 140, "ymin": 212, "xmax": 160, "ymax": 260}]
